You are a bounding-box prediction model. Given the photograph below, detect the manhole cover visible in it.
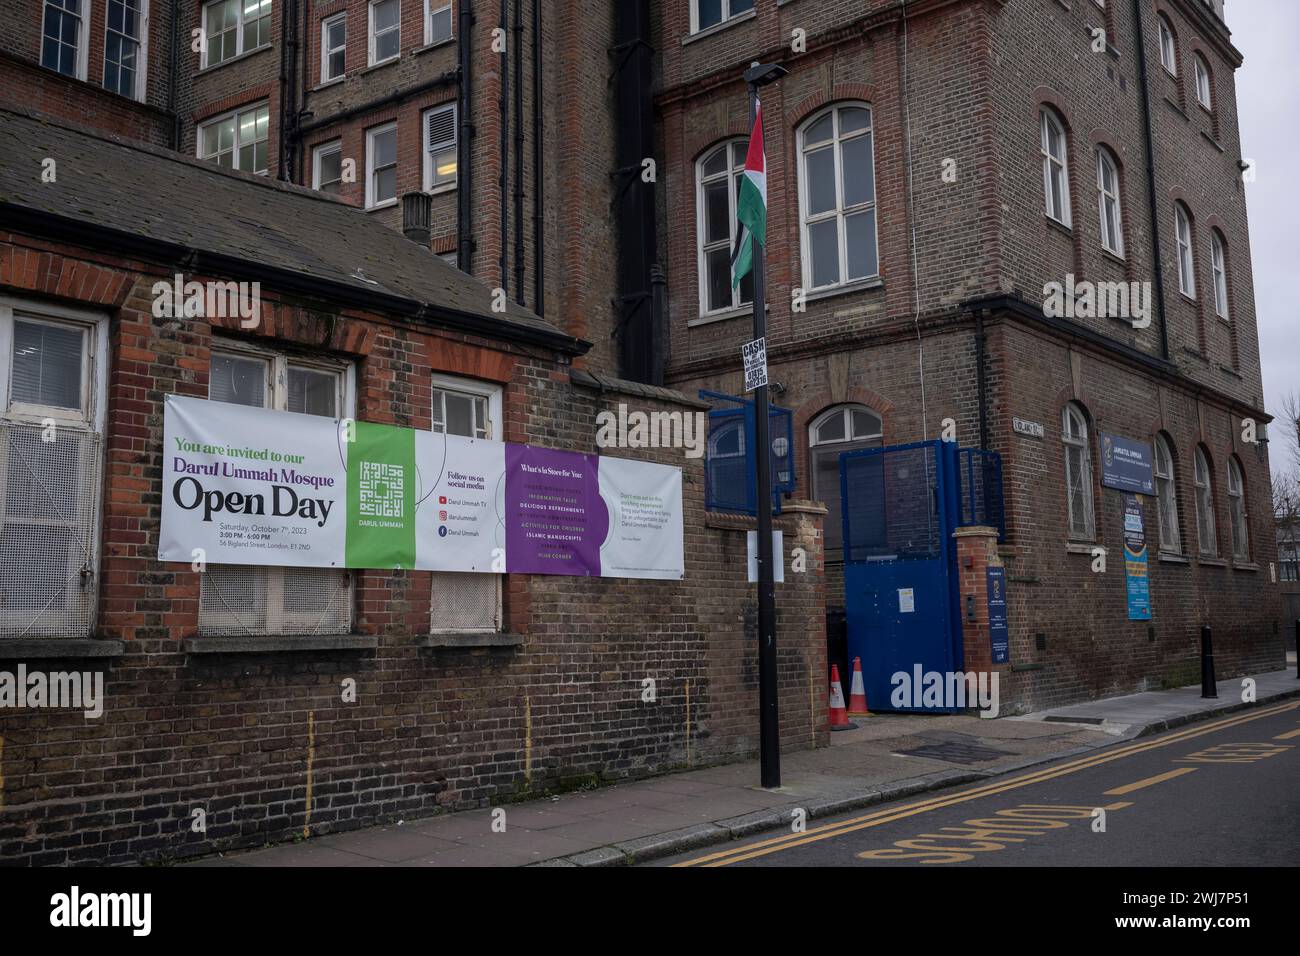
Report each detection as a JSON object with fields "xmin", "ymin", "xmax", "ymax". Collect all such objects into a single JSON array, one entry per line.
[{"xmin": 895, "ymin": 742, "xmax": 1015, "ymax": 765}]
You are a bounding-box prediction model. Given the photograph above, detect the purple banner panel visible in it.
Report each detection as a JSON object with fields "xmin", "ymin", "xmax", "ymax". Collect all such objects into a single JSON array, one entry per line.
[{"xmin": 504, "ymin": 445, "xmax": 607, "ymax": 576}]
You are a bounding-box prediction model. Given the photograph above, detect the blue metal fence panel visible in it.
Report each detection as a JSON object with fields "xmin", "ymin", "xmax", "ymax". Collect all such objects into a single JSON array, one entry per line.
[
  {"xmin": 840, "ymin": 441, "xmax": 943, "ymax": 563},
  {"xmin": 701, "ymin": 391, "xmax": 794, "ymax": 516},
  {"xmin": 956, "ymin": 447, "xmax": 1005, "ymax": 541}
]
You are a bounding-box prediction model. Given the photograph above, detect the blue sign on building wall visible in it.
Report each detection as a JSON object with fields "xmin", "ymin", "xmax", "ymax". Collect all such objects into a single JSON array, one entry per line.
[{"xmin": 1099, "ymin": 432, "xmax": 1155, "ymax": 494}]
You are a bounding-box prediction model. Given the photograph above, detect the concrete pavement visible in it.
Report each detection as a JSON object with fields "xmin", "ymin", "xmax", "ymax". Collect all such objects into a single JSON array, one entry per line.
[{"xmin": 189, "ymin": 667, "xmax": 1299, "ymax": 868}]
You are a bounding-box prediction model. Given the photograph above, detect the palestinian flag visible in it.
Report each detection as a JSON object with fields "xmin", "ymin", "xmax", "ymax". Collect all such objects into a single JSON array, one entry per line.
[{"xmin": 731, "ymin": 98, "xmax": 767, "ymax": 289}]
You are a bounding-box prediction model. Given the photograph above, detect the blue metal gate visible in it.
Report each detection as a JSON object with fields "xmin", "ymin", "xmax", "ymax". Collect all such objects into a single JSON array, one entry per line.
[{"xmin": 840, "ymin": 440, "xmax": 964, "ymax": 713}]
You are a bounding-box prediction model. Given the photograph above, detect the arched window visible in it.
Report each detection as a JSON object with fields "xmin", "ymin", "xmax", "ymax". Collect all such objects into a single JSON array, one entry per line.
[
  {"xmin": 1154, "ymin": 433, "xmax": 1181, "ymax": 553},
  {"xmin": 1158, "ymin": 14, "xmax": 1178, "ymax": 75},
  {"xmin": 1062, "ymin": 402, "xmax": 1094, "ymax": 539},
  {"xmin": 1175, "ymin": 202, "xmax": 1196, "ymax": 297},
  {"xmin": 809, "ymin": 404, "xmax": 883, "ymax": 556},
  {"xmin": 1097, "ymin": 147, "xmax": 1124, "ymax": 256},
  {"xmin": 1228, "ymin": 457, "xmax": 1249, "ymax": 560},
  {"xmin": 1041, "ymin": 108, "xmax": 1071, "ymax": 226},
  {"xmin": 1211, "ymin": 230, "xmax": 1230, "ymax": 319},
  {"xmin": 797, "ymin": 103, "xmax": 878, "ymax": 291},
  {"xmin": 696, "ymin": 139, "xmax": 754, "ymax": 316},
  {"xmin": 1194, "ymin": 446, "xmax": 1217, "ymax": 556},
  {"xmin": 1194, "ymin": 53, "xmax": 1213, "ymax": 109}
]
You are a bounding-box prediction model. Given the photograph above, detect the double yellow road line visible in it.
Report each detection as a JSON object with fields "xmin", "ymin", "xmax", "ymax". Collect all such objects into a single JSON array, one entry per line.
[{"xmin": 674, "ymin": 698, "xmax": 1299, "ymax": 867}]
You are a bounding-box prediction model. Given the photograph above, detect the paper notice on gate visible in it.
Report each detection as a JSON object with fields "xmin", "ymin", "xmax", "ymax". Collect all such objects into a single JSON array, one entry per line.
[{"xmin": 898, "ymin": 587, "xmax": 915, "ymax": 613}]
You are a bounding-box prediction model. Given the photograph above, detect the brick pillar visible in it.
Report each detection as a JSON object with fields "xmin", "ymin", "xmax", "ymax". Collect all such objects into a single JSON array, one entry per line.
[{"xmin": 954, "ymin": 525, "xmax": 1002, "ymax": 673}]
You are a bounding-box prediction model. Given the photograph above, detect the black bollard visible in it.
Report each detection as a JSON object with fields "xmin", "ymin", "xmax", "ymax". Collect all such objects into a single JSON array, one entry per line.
[{"xmin": 1200, "ymin": 625, "xmax": 1217, "ymax": 699}]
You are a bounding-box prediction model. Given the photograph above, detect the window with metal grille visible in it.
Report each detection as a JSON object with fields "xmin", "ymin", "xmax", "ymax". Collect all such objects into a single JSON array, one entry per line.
[
  {"xmin": 1154, "ymin": 432, "xmax": 1182, "ymax": 554},
  {"xmin": 809, "ymin": 404, "xmax": 882, "ymax": 558},
  {"xmin": 1062, "ymin": 403, "xmax": 1094, "ymax": 540},
  {"xmin": 1194, "ymin": 445, "xmax": 1217, "ymax": 557},
  {"xmin": 0, "ymin": 299, "xmax": 106, "ymax": 639},
  {"xmin": 429, "ymin": 374, "xmax": 501, "ymax": 633},
  {"xmin": 199, "ymin": 343, "xmax": 354, "ymax": 636},
  {"xmin": 423, "ymin": 104, "xmax": 457, "ymax": 192}
]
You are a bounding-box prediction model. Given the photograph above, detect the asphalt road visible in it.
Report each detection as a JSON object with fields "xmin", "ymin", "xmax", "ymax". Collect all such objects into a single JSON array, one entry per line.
[{"xmin": 659, "ymin": 698, "xmax": 1300, "ymax": 867}]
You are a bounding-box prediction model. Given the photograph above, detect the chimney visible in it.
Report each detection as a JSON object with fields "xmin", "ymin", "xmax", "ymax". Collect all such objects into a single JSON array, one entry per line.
[{"xmin": 402, "ymin": 192, "xmax": 432, "ymax": 247}]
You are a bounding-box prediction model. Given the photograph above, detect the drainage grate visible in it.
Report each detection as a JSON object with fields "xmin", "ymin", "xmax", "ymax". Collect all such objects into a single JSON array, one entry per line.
[{"xmin": 895, "ymin": 741, "xmax": 1016, "ymax": 765}]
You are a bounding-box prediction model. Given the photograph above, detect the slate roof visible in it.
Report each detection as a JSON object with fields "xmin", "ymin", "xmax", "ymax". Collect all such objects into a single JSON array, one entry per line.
[{"xmin": 0, "ymin": 107, "xmax": 584, "ymax": 352}]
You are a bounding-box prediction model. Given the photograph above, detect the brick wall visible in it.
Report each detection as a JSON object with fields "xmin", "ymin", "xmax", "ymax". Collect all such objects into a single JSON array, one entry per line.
[{"xmin": 0, "ymin": 228, "xmax": 826, "ymax": 864}]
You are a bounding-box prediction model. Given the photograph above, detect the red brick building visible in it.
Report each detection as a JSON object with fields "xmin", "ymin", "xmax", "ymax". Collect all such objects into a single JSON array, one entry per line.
[{"xmin": 657, "ymin": 0, "xmax": 1283, "ymax": 708}]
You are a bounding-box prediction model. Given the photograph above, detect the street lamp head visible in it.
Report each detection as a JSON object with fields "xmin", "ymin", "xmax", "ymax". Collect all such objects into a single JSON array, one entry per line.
[{"xmin": 744, "ymin": 62, "xmax": 788, "ymax": 87}]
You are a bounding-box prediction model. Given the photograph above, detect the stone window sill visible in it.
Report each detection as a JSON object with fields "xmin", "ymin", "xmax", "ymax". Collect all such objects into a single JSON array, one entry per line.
[
  {"xmin": 1197, "ymin": 556, "xmax": 1228, "ymax": 567},
  {"xmin": 197, "ymin": 44, "xmax": 272, "ymax": 77},
  {"xmin": 682, "ymin": 8, "xmax": 756, "ymax": 46},
  {"xmin": 1065, "ymin": 541, "xmax": 1096, "ymax": 555},
  {"xmin": 803, "ymin": 276, "xmax": 884, "ymax": 306},
  {"xmin": 1158, "ymin": 551, "xmax": 1190, "ymax": 564},
  {"xmin": 183, "ymin": 634, "xmax": 378, "ymax": 654},
  {"xmin": 688, "ymin": 303, "xmax": 765, "ymax": 328},
  {"xmin": 0, "ymin": 638, "xmax": 125, "ymax": 660},
  {"xmin": 361, "ymin": 56, "xmax": 400, "ymax": 76},
  {"xmin": 1232, "ymin": 561, "xmax": 1259, "ymax": 572},
  {"xmin": 413, "ymin": 37, "xmax": 456, "ymax": 56},
  {"xmin": 418, "ymin": 632, "xmax": 524, "ymax": 649}
]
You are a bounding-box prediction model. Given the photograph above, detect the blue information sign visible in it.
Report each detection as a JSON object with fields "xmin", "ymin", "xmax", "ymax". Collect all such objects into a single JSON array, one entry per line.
[
  {"xmin": 1123, "ymin": 494, "xmax": 1151, "ymax": 621},
  {"xmin": 1099, "ymin": 432, "xmax": 1155, "ymax": 494},
  {"xmin": 986, "ymin": 565, "xmax": 1009, "ymax": 664}
]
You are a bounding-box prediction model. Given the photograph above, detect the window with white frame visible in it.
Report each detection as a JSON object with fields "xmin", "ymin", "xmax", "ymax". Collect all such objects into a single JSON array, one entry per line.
[
  {"xmin": 429, "ymin": 373, "xmax": 502, "ymax": 632},
  {"xmin": 1193, "ymin": 445, "xmax": 1217, "ymax": 556},
  {"xmin": 1041, "ymin": 108, "xmax": 1071, "ymax": 227},
  {"xmin": 1175, "ymin": 201, "xmax": 1196, "ymax": 297},
  {"xmin": 41, "ymin": 0, "xmax": 86, "ymax": 78},
  {"xmin": 1063, "ymin": 403, "xmax": 1094, "ymax": 540},
  {"xmin": 202, "ymin": 0, "xmax": 271, "ymax": 69},
  {"xmin": 200, "ymin": 343, "xmax": 354, "ymax": 636},
  {"xmin": 312, "ymin": 140, "xmax": 343, "ymax": 195},
  {"xmin": 1211, "ymin": 230, "xmax": 1229, "ymax": 319},
  {"xmin": 1154, "ymin": 432, "xmax": 1182, "ymax": 553},
  {"xmin": 798, "ymin": 103, "xmax": 878, "ymax": 291},
  {"xmin": 1228, "ymin": 457, "xmax": 1249, "ymax": 561},
  {"xmin": 1194, "ymin": 54, "xmax": 1212, "ymax": 109},
  {"xmin": 321, "ymin": 12, "xmax": 346, "ymax": 83},
  {"xmin": 425, "ymin": 0, "xmax": 452, "ymax": 45},
  {"xmin": 1158, "ymin": 14, "xmax": 1177, "ymax": 75},
  {"xmin": 199, "ymin": 101, "xmax": 269, "ymax": 174},
  {"xmin": 691, "ymin": 0, "xmax": 753, "ymax": 33},
  {"xmin": 423, "ymin": 104, "xmax": 458, "ymax": 192},
  {"xmin": 1097, "ymin": 148, "xmax": 1124, "ymax": 256},
  {"xmin": 696, "ymin": 139, "xmax": 754, "ymax": 316},
  {"xmin": 809, "ymin": 404, "xmax": 883, "ymax": 557},
  {"xmin": 0, "ymin": 297, "xmax": 107, "ymax": 638},
  {"xmin": 369, "ymin": 0, "xmax": 400, "ymax": 65},
  {"xmin": 104, "ymin": 0, "xmax": 147, "ymax": 100},
  {"xmin": 365, "ymin": 122, "xmax": 398, "ymax": 208}
]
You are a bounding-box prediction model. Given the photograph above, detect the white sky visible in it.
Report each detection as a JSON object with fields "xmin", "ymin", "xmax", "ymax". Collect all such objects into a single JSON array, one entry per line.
[{"xmin": 1231, "ymin": 0, "xmax": 1300, "ymax": 429}]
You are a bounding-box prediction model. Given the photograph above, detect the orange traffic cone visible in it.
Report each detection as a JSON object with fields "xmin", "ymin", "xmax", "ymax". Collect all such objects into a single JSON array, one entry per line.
[
  {"xmin": 828, "ymin": 664, "xmax": 851, "ymax": 730},
  {"xmin": 848, "ymin": 657, "xmax": 870, "ymax": 716}
]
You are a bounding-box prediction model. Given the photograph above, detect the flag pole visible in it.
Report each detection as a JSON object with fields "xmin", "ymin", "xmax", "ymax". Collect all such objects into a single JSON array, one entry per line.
[{"xmin": 744, "ymin": 62, "xmax": 787, "ymax": 790}]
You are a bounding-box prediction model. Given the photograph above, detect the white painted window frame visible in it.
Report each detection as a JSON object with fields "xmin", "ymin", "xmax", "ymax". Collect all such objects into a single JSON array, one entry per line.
[
  {"xmin": 42, "ymin": 0, "xmax": 90, "ymax": 81},
  {"xmin": 1211, "ymin": 231, "xmax": 1229, "ymax": 319},
  {"xmin": 695, "ymin": 138, "xmax": 752, "ymax": 317},
  {"xmin": 1041, "ymin": 108, "xmax": 1072, "ymax": 228},
  {"xmin": 424, "ymin": 0, "xmax": 453, "ymax": 45},
  {"xmin": 422, "ymin": 103, "xmax": 458, "ymax": 193},
  {"xmin": 321, "ymin": 11, "xmax": 346, "ymax": 83},
  {"xmin": 1063, "ymin": 403, "xmax": 1094, "ymax": 541},
  {"xmin": 368, "ymin": 0, "xmax": 401, "ymax": 67},
  {"xmin": 1097, "ymin": 148, "xmax": 1124, "ymax": 257},
  {"xmin": 103, "ymin": 0, "xmax": 149, "ymax": 101},
  {"xmin": 1175, "ymin": 202, "xmax": 1196, "ymax": 298},
  {"xmin": 365, "ymin": 121, "xmax": 399, "ymax": 209},
  {"xmin": 312, "ymin": 139, "xmax": 343, "ymax": 193},
  {"xmin": 197, "ymin": 100, "xmax": 270, "ymax": 174}
]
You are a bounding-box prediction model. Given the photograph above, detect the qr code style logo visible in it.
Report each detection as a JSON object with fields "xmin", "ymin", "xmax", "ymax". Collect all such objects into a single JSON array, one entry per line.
[{"xmin": 359, "ymin": 461, "xmax": 404, "ymax": 518}]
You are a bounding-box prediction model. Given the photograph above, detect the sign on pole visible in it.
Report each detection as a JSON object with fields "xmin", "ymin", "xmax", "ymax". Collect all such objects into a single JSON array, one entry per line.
[{"xmin": 742, "ymin": 336, "xmax": 768, "ymax": 392}]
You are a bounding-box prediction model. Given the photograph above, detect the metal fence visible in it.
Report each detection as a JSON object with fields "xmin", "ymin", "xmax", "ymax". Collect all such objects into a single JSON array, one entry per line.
[
  {"xmin": 841, "ymin": 442, "xmax": 943, "ymax": 563},
  {"xmin": 957, "ymin": 447, "xmax": 1005, "ymax": 540},
  {"xmin": 701, "ymin": 390, "xmax": 795, "ymax": 516}
]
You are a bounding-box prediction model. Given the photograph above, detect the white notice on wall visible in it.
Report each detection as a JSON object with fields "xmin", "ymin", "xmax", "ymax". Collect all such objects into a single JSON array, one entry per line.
[
  {"xmin": 746, "ymin": 530, "xmax": 784, "ymax": 583},
  {"xmin": 898, "ymin": 587, "xmax": 915, "ymax": 613}
]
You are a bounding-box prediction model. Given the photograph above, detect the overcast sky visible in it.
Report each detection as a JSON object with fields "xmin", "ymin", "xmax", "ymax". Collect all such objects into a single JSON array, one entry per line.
[{"xmin": 1231, "ymin": 1, "xmax": 1299, "ymax": 432}]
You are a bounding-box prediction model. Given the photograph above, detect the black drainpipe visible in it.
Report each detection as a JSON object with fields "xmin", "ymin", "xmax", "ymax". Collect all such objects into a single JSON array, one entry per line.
[
  {"xmin": 512, "ymin": 0, "xmax": 525, "ymax": 304},
  {"xmin": 298, "ymin": 0, "xmax": 309, "ymax": 184},
  {"xmin": 531, "ymin": 0, "xmax": 544, "ymax": 315},
  {"xmin": 975, "ymin": 308, "xmax": 990, "ymax": 451},
  {"xmin": 1131, "ymin": 0, "xmax": 1171, "ymax": 361},
  {"xmin": 498, "ymin": 0, "xmax": 509, "ymax": 290},
  {"xmin": 457, "ymin": 0, "xmax": 474, "ymax": 272},
  {"xmin": 169, "ymin": 0, "xmax": 180, "ymax": 149},
  {"xmin": 277, "ymin": 0, "xmax": 295, "ymax": 181}
]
